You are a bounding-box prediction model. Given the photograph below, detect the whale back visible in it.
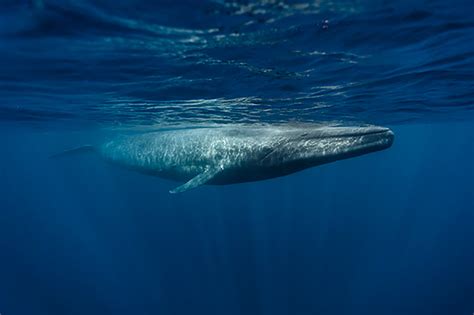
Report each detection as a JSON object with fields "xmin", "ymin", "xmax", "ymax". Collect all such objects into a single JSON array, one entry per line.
[
  {"xmin": 95, "ymin": 124, "xmax": 393, "ymax": 193},
  {"xmin": 98, "ymin": 127, "xmax": 286, "ymax": 184},
  {"xmin": 51, "ymin": 123, "xmax": 393, "ymax": 193}
]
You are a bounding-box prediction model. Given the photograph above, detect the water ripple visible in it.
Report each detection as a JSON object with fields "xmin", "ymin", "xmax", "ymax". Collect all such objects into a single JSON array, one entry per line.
[{"xmin": 1, "ymin": 0, "xmax": 473, "ymax": 128}]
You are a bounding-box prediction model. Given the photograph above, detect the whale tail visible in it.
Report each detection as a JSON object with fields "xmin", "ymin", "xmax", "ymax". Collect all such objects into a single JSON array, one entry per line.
[{"xmin": 50, "ymin": 145, "xmax": 96, "ymax": 159}]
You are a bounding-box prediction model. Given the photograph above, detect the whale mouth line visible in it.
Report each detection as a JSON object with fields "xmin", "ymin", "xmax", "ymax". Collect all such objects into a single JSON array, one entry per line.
[
  {"xmin": 363, "ymin": 129, "xmax": 391, "ymax": 135},
  {"xmin": 321, "ymin": 128, "xmax": 393, "ymax": 139}
]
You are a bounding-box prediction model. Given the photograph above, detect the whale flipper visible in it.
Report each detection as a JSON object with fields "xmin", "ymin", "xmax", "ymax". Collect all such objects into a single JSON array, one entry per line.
[{"xmin": 169, "ymin": 166, "xmax": 221, "ymax": 194}]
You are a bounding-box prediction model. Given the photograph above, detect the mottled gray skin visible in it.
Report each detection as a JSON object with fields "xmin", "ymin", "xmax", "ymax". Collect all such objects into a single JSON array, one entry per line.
[{"xmin": 97, "ymin": 124, "xmax": 394, "ymax": 191}]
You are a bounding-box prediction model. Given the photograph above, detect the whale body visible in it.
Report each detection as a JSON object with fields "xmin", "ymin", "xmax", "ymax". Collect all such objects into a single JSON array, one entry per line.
[{"xmin": 54, "ymin": 124, "xmax": 394, "ymax": 193}]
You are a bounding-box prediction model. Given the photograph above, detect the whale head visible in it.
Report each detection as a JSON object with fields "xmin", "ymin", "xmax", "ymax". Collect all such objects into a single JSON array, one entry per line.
[{"xmin": 264, "ymin": 125, "xmax": 394, "ymax": 173}]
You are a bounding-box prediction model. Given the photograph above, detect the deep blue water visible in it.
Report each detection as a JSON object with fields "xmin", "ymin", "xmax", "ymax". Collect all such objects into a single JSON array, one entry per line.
[{"xmin": 1, "ymin": 0, "xmax": 474, "ymax": 314}]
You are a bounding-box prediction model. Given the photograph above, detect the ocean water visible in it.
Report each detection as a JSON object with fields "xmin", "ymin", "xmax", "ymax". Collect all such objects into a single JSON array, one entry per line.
[{"xmin": 1, "ymin": 0, "xmax": 474, "ymax": 314}]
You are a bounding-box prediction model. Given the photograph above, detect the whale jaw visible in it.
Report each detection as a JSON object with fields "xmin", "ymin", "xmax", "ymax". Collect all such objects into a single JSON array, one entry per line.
[
  {"xmin": 262, "ymin": 125, "xmax": 395, "ymax": 175},
  {"xmin": 318, "ymin": 126, "xmax": 395, "ymax": 160}
]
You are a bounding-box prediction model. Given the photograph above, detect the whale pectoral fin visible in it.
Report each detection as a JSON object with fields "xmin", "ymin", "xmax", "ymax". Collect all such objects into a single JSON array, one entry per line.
[{"xmin": 169, "ymin": 167, "xmax": 221, "ymax": 194}]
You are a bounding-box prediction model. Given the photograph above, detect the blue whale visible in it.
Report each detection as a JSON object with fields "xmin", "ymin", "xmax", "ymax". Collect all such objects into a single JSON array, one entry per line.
[{"xmin": 54, "ymin": 124, "xmax": 394, "ymax": 193}]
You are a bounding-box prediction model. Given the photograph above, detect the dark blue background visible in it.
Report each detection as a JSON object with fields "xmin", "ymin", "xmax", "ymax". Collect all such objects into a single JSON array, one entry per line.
[
  {"xmin": 1, "ymin": 0, "xmax": 474, "ymax": 314},
  {"xmin": 1, "ymin": 123, "xmax": 473, "ymax": 315}
]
